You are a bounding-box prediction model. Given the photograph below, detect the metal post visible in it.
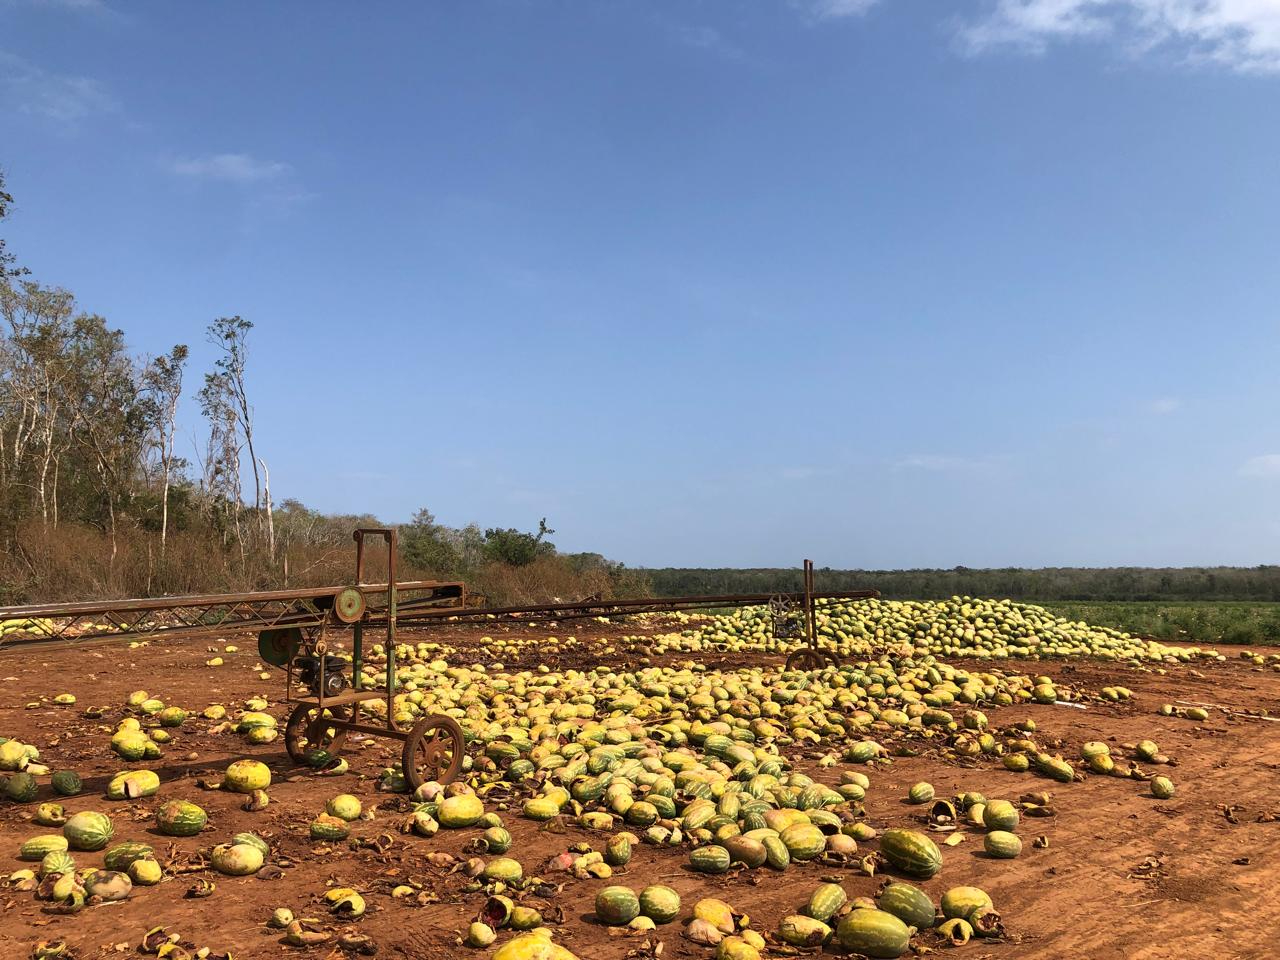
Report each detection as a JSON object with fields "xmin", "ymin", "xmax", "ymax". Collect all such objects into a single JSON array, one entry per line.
[
  {"xmin": 352, "ymin": 623, "xmax": 363, "ymax": 691},
  {"xmin": 804, "ymin": 559, "xmax": 816, "ymax": 648},
  {"xmin": 386, "ymin": 529, "xmax": 397, "ymax": 695}
]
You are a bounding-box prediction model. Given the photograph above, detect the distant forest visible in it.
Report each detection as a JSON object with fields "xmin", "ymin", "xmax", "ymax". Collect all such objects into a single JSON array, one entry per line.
[{"xmin": 643, "ymin": 566, "xmax": 1280, "ymax": 602}]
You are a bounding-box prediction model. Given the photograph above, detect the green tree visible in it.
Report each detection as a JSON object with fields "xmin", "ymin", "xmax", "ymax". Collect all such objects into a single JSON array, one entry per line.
[
  {"xmin": 483, "ymin": 518, "xmax": 555, "ymax": 567},
  {"xmin": 400, "ymin": 508, "xmax": 461, "ymax": 574}
]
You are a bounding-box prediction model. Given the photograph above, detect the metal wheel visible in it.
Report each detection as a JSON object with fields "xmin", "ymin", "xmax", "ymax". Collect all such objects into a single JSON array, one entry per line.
[
  {"xmin": 402, "ymin": 715, "xmax": 465, "ymax": 789},
  {"xmin": 785, "ymin": 648, "xmax": 829, "ymax": 672},
  {"xmin": 285, "ymin": 702, "xmax": 352, "ymax": 765}
]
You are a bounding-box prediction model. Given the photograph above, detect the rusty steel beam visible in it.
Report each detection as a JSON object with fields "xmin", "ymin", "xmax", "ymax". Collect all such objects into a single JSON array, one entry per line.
[
  {"xmin": 0, "ymin": 579, "xmax": 465, "ymax": 647},
  {"xmin": 0, "ymin": 584, "xmax": 877, "ymax": 650},
  {"xmin": 395, "ymin": 589, "xmax": 879, "ymax": 628}
]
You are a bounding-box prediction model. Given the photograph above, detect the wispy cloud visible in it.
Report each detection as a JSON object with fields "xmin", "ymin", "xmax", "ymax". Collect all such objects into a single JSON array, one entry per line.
[
  {"xmin": 339, "ymin": 470, "xmax": 392, "ymax": 482},
  {"xmin": 1240, "ymin": 454, "xmax": 1280, "ymax": 478},
  {"xmin": 893, "ymin": 453, "xmax": 1006, "ymax": 474},
  {"xmin": 958, "ymin": 1, "xmax": 1280, "ymax": 73},
  {"xmin": 0, "ymin": 52, "xmax": 117, "ymax": 124},
  {"xmin": 167, "ymin": 153, "xmax": 292, "ymax": 183},
  {"xmin": 779, "ymin": 465, "xmax": 836, "ymax": 481},
  {"xmin": 805, "ymin": 0, "xmax": 881, "ymax": 20},
  {"xmin": 1147, "ymin": 396, "xmax": 1181, "ymax": 415},
  {"xmin": 1, "ymin": 0, "xmax": 110, "ymax": 10},
  {"xmin": 672, "ymin": 25, "xmax": 745, "ymax": 59}
]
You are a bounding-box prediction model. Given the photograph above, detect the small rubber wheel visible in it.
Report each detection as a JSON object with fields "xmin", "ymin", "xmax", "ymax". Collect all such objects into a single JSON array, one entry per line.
[
  {"xmin": 402, "ymin": 715, "xmax": 465, "ymax": 789},
  {"xmin": 785, "ymin": 648, "xmax": 828, "ymax": 672},
  {"xmin": 285, "ymin": 702, "xmax": 351, "ymax": 765}
]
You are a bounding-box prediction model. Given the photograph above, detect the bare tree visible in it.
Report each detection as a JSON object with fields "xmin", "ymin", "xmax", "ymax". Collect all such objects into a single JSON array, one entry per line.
[
  {"xmin": 260, "ymin": 456, "xmax": 274, "ymax": 558},
  {"xmin": 206, "ymin": 317, "xmax": 261, "ymax": 525},
  {"xmin": 199, "ymin": 366, "xmax": 243, "ymax": 549},
  {"xmin": 63, "ymin": 314, "xmax": 147, "ymax": 562},
  {"xmin": 143, "ymin": 344, "xmax": 188, "ymax": 555},
  {"xmin": 0, "ymin": 281, "xmax": 78, "ymax": 528}
]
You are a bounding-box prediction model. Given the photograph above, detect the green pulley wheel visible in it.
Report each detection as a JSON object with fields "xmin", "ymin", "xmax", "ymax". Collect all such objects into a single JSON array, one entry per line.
[{"xmin": 333, "ymin": 587, "xmax": 366, "ymax": 624}]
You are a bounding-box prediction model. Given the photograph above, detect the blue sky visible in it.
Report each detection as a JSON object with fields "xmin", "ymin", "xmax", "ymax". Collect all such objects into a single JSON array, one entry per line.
[{"xmin": 2, "ymin": 0, "xmax": 1279, "ymax": 568}]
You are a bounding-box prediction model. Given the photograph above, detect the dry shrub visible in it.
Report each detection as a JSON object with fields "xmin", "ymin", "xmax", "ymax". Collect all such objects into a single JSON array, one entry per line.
[{"xmin": 0, "ymin": 522, "xmax": 646, "ymax": 607}]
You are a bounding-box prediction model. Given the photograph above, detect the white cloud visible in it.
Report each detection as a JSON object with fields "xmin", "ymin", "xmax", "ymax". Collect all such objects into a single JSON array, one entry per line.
[
  {"xmin": 1240, "ymin": 454, "xmax": 1280, "ymax": 477},
  {"xmin": 960, "ymin": 0, "xmax": 1280, "ymax": 73},
  {"xmin": 779, "ymin": 466, "xmax": 833, "ymax": 481},
  {"xmin": 1, "ymin": 0, "xmax": 109, "ymax": 10},
  {"xmin": 807, "ymin": 0, "xmax": 881, "ymax": 19},
  {"xmin": 672, "ymin": 25, "xmax": 745, "ymax": 59},
  {"xmin": 168, "ymin": 153, "xmax": 292, "ymax": 183},
  {"xmin": 0, "ymin": 52, "xmax": 117, "ymax": 123},
  {"xmin": 1147, "ymin": 396, "xmax": 1181, "ymax": 414},
  {"xmin": 894, "ymin": 454, "xmax": 989, "ymax": 472}
]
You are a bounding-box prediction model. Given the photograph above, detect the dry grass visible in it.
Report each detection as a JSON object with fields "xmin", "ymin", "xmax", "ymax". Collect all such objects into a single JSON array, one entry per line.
[{"xmin": 0, "ymin": 522, "xmax": 644, "ymax": 606}]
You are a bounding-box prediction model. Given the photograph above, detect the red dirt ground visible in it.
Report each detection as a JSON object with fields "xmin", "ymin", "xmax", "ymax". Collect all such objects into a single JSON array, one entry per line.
[{"xmin": 0, "ymin": 622, "xmax": 1276, "ymax": 960}]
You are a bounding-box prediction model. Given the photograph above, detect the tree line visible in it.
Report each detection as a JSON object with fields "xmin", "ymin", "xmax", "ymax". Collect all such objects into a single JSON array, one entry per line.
[{"xmin": 642, "ymin": 566, "xmax": 1280, "ymax": 602}]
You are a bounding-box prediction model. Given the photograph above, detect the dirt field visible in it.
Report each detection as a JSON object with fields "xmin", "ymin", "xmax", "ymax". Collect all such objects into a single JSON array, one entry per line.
[{"xmin": 0, "ymin": 622, "xmax": 1276, "ymax": 960}]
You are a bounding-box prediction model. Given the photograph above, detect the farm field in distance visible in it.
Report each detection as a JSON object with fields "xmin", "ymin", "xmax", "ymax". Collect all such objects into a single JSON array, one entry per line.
[{"xmin": 1040, "ymin": 601, "xmax": 1280, "ymax": 647}]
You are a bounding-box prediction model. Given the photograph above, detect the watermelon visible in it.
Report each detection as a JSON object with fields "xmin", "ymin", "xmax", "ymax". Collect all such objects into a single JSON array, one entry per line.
[
  {"xmin": 106, "ymin": 769, "xmax": 160, "ymax": 800},
  {"xmin": 111, "ymin": 730, "xmax": 149, "ymax": 762},
  {"xmin": 982, "ymin": 800, "xmax": 1019, "ymax": 832},
  {"xmin": 762, "ymin": 834, "xmax": 791, "ymax": 870},
  {"xmin": 689, "ymin": 845, "xmax": 731, "ymax": 874},
  {"xmin": 34, "ymin": 803, "xmax": 65, "ymax": 827},
  {"xmin": 984, "ymin": 831, "xmax": 1022, "ymax": 859},
  {"xmin": 4, "ymin": 771, "xmax": 38, "ymax": 803},
  {"xmin": 907, "ymin": 782, "xmax": 935, "ymax": 804},
  {"xmin": 438, "ymin": 793, "xmax": 483, "ymax": 828},
  {"xmin": 805, "ymin": 883, "xmax": 848, "ymax": 923},
  {"xmin": 309, "ymin": 814, "xmax": 349, "ymax": 841},
  {"xmin": 210, "ymin": 842, "xmax": 263, "ymax": 876},
  {"xmin": 224, "ymin": 760, "xmax": 271, "ymax": 793},
  {"xmin": 50, "ymin": 771, "xmax": 82, "ymax": 796},
  {"xmin": 941, "ymin": 886, "xmax": 992, "ymax": 921},
  {"xmin": 778, "ymin": 915, "xmax": 833, "ymax": 947},
  {"xmin": 232, "ymin": 832, "xmax": 270, "ymax": 858},
  {"xmin": 638, "ymin": 885, "xmax": 680, "ymax": 924},
  {"xmin": 20, "ymin": 834, "xmax": 69, "ymax": 861},
  {"xmin": 595, "ymin": 886, "xmax": 640, "ymax": 926},
  {"xmin": 128, "ymin": 859, "xmax": 163, "ymax": 885},
  {"xmin": 0, "ymin": 740, "xmax": 28, "ymax": 771},
  {"xmin": 522, "ymin": 796, "xmax": 560, "ymax": 821},
  {"xmin": 63, "ymin": 811, "xmax": 114, "ymax": 851},
  {"xmin": 39, "ymin": 850, "xmax": 75, "ymax": 877},
  {"xmin": 325, "ymin": 794, "xmax": 362, "ymax": 821},
  {"xmin": 85, "ymin": 870, "xmax": 132, "ymax": 901},
  {"xmin": 104, "ymin": 842, "xmax": 155, "ymax": 871},
  {"xmin": 780, "ymin": 822, "xmax": 826, "ymax": 861},
  {"xmin": 482, "ymin": 858, "xmax": 523, "ymax": 883},
  {"xmin": 482, "ymin": 827, "xmax": 513, "ymax": 854},
  {"xmin": 723, "ymin": 835, "xmax": 767, "ymax": 868},
  {"xmin": 878, "ymin": 883, "xmax": 936, "ymax": 930},
  {"xmin": 879, "ymin": 829, "xmax": 942, "ymax": 879},
  {"xmin": 156, "ymin": 800, "xmax": 207, "ymax": 837},
  {"xmin": 836, "ymin": 908, "xmax": 913, "ymax": 958}
]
